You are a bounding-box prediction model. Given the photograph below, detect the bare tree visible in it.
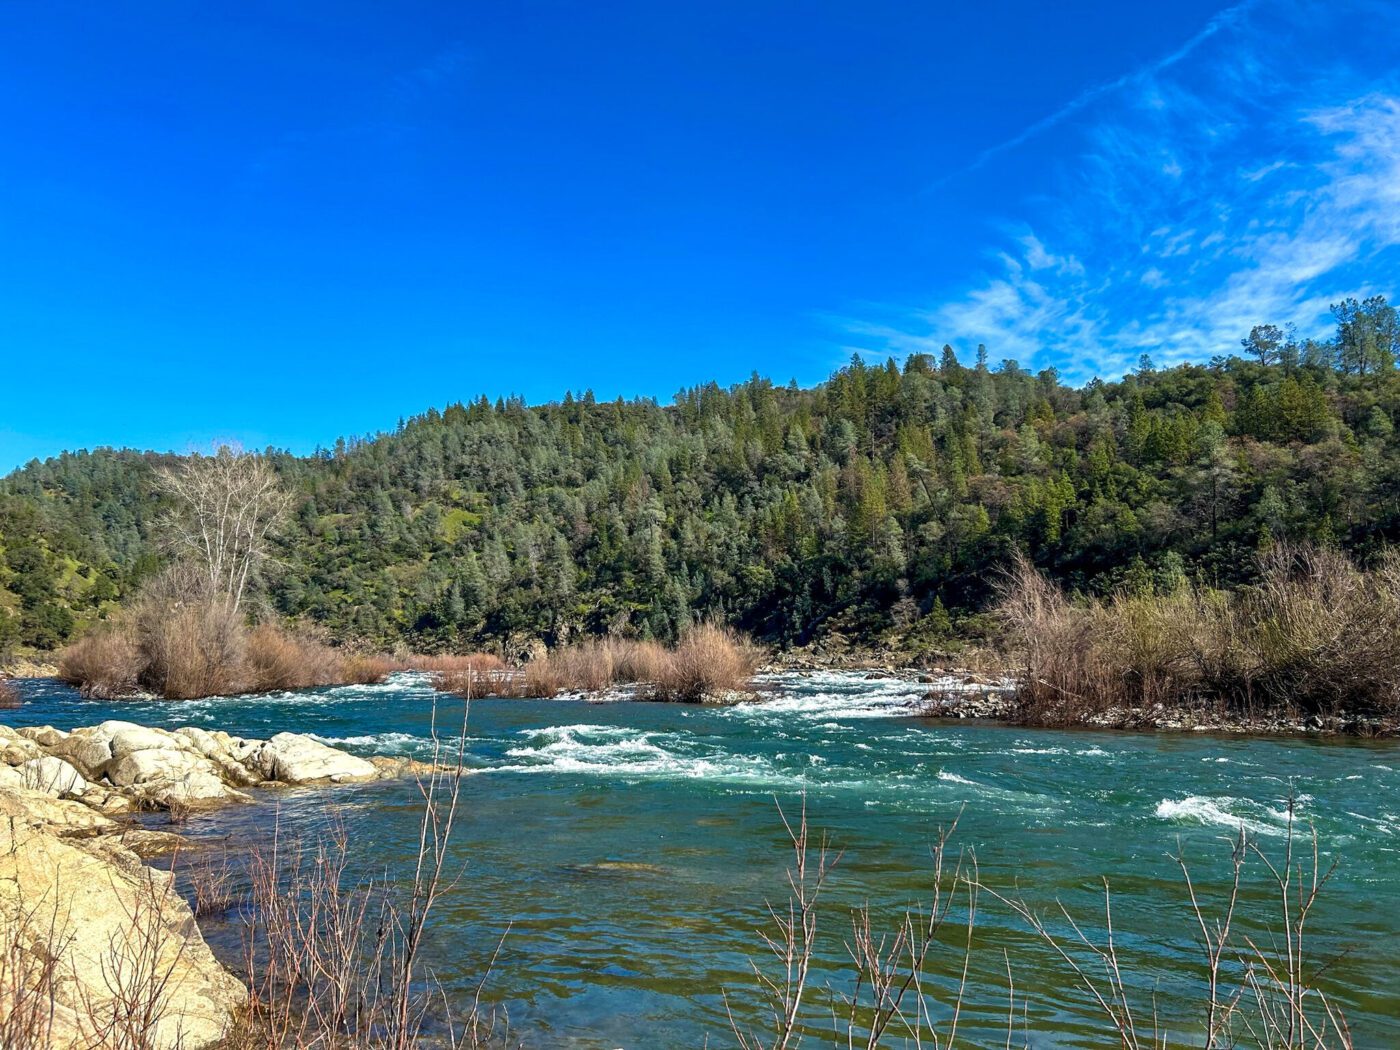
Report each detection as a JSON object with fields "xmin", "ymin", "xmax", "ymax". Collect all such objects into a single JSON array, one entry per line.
[{"xmin": 156, "ymin": 445, "xmax": 292, "ymax": 616}]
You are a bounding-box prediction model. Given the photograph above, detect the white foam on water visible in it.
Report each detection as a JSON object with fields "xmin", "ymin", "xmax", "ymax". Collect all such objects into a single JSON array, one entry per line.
[
  {"xmin": 162, "ymin": 670, "xmax": 440, "ymax": 719},
  {"xmin": 929, "ymin": 769, "xmax": 1058, "ymax": 816},
  {"xmin": 1263, "ymin": 794, "xmax": 1314, "ymax": 824},
  {"xmin": 937, "ymin": 770, "xmax": 978, "ymax": 786},
  {"xmin": 1154, "ymin": 796, "xmax": 1286, "ymax": 837},
  {"xmin": 310, "ymin": 731, "xmax": 437, "ymax": 754},
  {"xmin": 1345, "ymin": 811, "xmax": 1397, "ymax": 836},
  {"xmin": 735, "ymin": 671, "xmax": 1012, "ymax": 724},
  {"xmin": 494, "ymin": 723, "xmax": 815, "ymax": 788}
]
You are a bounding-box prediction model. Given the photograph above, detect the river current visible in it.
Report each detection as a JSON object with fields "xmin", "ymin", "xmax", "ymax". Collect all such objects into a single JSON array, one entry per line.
[{"xmin": 7, "ymin": 672, "xmax": 1399, "ymax": 1047}]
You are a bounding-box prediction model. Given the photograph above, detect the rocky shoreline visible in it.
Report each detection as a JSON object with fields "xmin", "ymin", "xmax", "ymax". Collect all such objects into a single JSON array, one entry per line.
[
  {"xmin": 1074, "ymin": 703, "xmax": 1398, "ymax": 737},
  {"xmin": 767, "ymin": 664, "xmax": 1398, "ymax": 737},
  {"xmin": 0, "ymin": 720, "xmax": 429, "ymax": 1049}
]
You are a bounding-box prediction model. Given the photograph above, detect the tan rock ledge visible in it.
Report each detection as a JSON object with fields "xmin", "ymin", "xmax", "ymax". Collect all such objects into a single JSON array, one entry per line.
[{"xmin": 0, "ymin": 719, "xmax": 448, "ymax": 1049}]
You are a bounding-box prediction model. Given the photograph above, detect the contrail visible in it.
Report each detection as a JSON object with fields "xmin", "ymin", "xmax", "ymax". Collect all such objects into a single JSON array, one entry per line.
[{"xmin": 929, "ymin": 0, "xmax": 1263, "ymax": 190}]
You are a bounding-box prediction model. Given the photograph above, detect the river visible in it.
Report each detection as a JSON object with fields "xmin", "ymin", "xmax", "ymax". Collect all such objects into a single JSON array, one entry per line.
[{"xmin": 7, "ymin": 672, "xmax": 1399, "ymax": 1047}]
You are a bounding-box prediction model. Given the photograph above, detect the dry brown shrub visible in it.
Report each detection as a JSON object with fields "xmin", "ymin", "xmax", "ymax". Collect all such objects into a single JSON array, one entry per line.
[
  {"xmin": 57, "ymin": 626, "xmax": 144, "ymax": 699},
  {"xmin": 236, "ymin": 720, "xmax": 508, "ymax": 1048},
  {"xmin": 443, "ymin": 629, "xmax": 764, "ymax": 702},
  {"xmin": 419, "ymin": 652, "xmax": 515, "ymax": 697},
  {"xmin": 243, "ymin": 624, "xmax": 349, "ymax": 693},
  {"xmin": 548, "ymin": 639, "xmax": 617, "ymax": 693},
  {"xmin": 734, "ymin": 799, "xmax": 1354, "ymax": 1050},
  {"xmin": 0, "ymin": 859, "xmax": 76, "ymax": 1050},
  {"xmin": 59, "ymin": 575, "xmax": 397, "ymax": 700},
  {"xmin": 181, "ymin": 851, "xmax": 239, "ymax": 919},
  {"xmin": 997, "ymin": 546, "xmax": 1400, "ymax": 725},
  {"xmin": 519, "ymin": 657, "xmax": 565, "ymax": 698},
  {"xmin": 647, "ymin": 623, "xmax": 763, "ymax": 701},
  {"xmin": 123, "ymin": 564, "xmax": 248, "ymax": 699},
  {"xmin": 611, "ymin": 639, "xmax": 670, "ymax": 683},
  {"xmin": 341, "ymin": 653, "xmax": 398, "ymax": 685},
  {"xmin": 1237, "ymin": 545, "xmax": 1400, "ymax": 714},
  {"xmin": 412, "ymin": 653, "xmax": 497, "ymax": 674}
]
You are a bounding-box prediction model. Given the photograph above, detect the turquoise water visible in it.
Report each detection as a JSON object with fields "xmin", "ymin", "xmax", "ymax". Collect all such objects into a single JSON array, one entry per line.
[{"xmin": 7, "ymin": 672, "xmax": 1400, "ymax": 1048}]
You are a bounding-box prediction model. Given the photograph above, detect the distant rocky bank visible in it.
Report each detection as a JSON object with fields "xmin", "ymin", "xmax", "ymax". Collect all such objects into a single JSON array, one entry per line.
[{"xmin": 0, "ymin": 720, "xmax": 431, "ymax": 1049}]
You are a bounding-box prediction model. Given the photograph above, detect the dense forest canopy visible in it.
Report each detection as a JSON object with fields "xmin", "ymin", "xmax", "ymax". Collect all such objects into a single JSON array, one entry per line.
[{"xmin": 3, "ymin": 294, "xmax": 1400, "ymax": 658}]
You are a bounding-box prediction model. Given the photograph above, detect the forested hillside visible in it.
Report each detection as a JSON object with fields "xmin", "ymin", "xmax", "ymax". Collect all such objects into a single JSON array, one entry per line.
[{"xmin": 4, "ymin": 296, "xmax": 1400, "ymax": 659}]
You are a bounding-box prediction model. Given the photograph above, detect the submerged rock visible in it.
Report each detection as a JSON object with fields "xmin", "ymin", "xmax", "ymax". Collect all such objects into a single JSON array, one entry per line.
[{"xmin": 565, "ymin": 860, "xmax": 671, "ymax": 877}]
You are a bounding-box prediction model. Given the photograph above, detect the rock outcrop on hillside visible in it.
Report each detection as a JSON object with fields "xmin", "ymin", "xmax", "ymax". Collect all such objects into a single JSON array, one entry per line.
[{"xmin": 0, "ymin": 719, "xmax": 423, "ymax": 1049}]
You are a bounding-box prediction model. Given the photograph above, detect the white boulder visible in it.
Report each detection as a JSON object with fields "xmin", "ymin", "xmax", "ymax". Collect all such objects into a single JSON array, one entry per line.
[
  {"xmin": 19, "ymin": 756, "xmax": 88, "ymax": 797},
  {"xmin": 108, "ymin": 747, "xmax": 209, "ymax": 788},
  {"xmin": 255, "ymin": 733, "xmax": 380, "ymax": 784},
  {"xmin": 109, "ymin": 724, "xmax": 195, "ymax": 758}
]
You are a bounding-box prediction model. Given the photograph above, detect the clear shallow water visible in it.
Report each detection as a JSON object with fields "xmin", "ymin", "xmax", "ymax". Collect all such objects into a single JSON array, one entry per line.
[{"xmin": 7, "ymin": 673, "xmax": 1400, "ymax": 1048}]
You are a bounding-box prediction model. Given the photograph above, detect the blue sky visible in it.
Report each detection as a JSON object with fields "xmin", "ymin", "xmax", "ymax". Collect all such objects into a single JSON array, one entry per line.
[{"xmin": 2, "ymin": 1, "xmax": 1398, "ymax": 470}]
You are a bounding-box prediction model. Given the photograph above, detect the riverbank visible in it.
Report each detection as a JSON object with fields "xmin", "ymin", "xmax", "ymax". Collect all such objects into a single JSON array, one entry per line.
[
  {"xmin": 1, "ymin": 655, "xmax": 60, "ymax": 679},
  {"xmin": 772, "ymin": 665, "xmax": 1400, "ymax": 737},
  {"xmin": 12, "ymin": 641, "xmax": 1400, "ymax": 738},
  {"xmin": 0, "ymin": 719, "xmax": 434, "ymax": 1049}
]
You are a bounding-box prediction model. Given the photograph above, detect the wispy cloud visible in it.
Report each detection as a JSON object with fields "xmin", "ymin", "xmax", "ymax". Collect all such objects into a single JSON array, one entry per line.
[
  {"xmin": 861, "ymin": 0, "xmax": 1400, "ymax": 380},
  {"xmin": 930, "ymin": 0, "xmax": 1264, "ymax": 190}
]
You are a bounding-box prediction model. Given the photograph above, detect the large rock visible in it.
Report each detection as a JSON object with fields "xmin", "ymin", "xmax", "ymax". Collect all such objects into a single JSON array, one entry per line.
[
  {"xmin": 0, "ymin": 730, "xmax": 43, "ymax": 766},
  {"xmin": 0, "ymin": 790, "xmax": 244, "ymax": 1049},
  {"xmin": 107, "ymin": 747, "xmax": 209, "ymax": 788},
  {"xmin": 19, "ymin": 755, "xmax": 88, "ymax": 796},
  {"xmin": 44, "ymin": 720, "xmax": 165, "ymax": 780},
  {"xmin": 0, "ymin": 741, "xmax": 42, "ymax": 765},
  {"xmin": 9, "ymin": 718, "xmax": 394, "ymax": 806},
  {"xmin": 255, "ymin": 732, "xmax": 380, "ymax": 784},
  {"xmin": 173, "ymin": 726, "xmax": 226, "ymax": 757},
  {"xmin": 106, "ymin": 747, "xmax": 248, "ymax": 808},
  {"xmin": 155, "ymin": 769, "xmax": 241, "ymax": 805},
  {"xmin": 0, "ymin": 786, "xmax": 117, "ymax": 835},
  {"xmin": 48, "ymin": 729, "xmax": 116, "ymax": 779},
  {"xmin": 16, "ymin": 724, "xmax": 68, "ymax": 747},
  {"xmin": 173, "ymin": 727, "xmax": 264, "ymax": 786},
  {"xmin": 109, "ymin": 724, "xmax": 191, "ymax": 759}
]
